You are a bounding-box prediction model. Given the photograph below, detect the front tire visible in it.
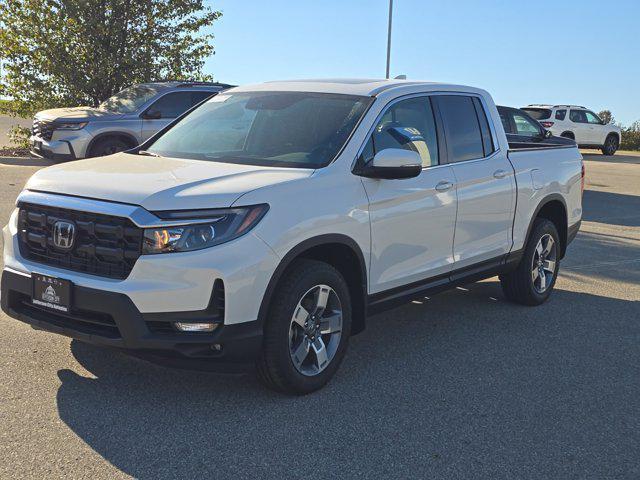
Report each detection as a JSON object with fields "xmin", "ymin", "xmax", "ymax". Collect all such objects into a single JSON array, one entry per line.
[
  {"xmin": 601, "ymin": 134, "xmax": 619, "ymax": 156},
  {"xmin": 499, "ymin": 218, "xmax": 560, "ymax": 306},
  {"xmin": 88, "ymin": 137, "xmax": 131, "ymax": 158},
  {"xmin": 257, "ymin": 259, "xmax": 352, "ymax": 395}
]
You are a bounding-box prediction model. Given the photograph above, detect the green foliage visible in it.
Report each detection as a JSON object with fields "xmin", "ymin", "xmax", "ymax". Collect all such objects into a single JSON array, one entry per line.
[
  {"xmin": 0, "ymin": 0, "xmax": 221, "ymax": 120},
  {"xmin": 621, "ymin": 121, "xmax": 640, "ymax": 151},
  {"xmin": 598, "ymin": 110, "xmax": 614, "ymax": 125}
]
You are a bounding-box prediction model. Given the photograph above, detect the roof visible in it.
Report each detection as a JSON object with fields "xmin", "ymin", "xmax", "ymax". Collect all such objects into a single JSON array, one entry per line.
[
  {"xmin": 525, "ymin": 104, "xmax": 586, "ymax": 109},
  {"xmin": 140, "ymin": 81, "xmax": 234, "ymax": 90},
  {"xmin": 229, "ymin": 78, "xmax": 485, "ymax": 97}
]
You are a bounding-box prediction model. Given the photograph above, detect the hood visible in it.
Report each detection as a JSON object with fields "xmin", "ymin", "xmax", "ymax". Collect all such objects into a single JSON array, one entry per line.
[
  {"xmin": 36, "ymin": 106, "xmax": 121, "ymax": 122},
  {"xmin": 25, "ymin": 153, "xmax": 314, "ymax": 211}
]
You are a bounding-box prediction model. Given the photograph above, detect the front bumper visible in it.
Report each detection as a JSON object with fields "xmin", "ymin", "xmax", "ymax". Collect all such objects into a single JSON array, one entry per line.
[
  {"xmin": 1, "ymin": 269, "xmax": 262, "ymax": 370},
  {"xmin": 30, "ymin": 132, "xmax": 91, "ymax": 161}
]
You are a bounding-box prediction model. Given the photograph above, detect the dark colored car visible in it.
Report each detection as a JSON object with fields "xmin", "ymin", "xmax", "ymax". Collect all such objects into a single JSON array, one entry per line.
[{"xmin": 497, "ymin": 105, "xmax": 576, "ymax": 149}]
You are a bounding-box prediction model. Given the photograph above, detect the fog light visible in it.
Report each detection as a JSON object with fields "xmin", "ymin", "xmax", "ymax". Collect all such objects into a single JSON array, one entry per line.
[{"xmin": 174, "ymin": 322, "xmax": 218, "ymax": 332}]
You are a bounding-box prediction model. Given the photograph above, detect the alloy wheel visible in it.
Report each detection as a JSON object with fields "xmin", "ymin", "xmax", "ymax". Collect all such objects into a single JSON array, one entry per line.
[
  {"xmin": 288, "ymin": 284, "xmax": 343, "ymax": 376},
  {"xmin": 531, "ymin": 234, "xmax": 557, "ymax": 293}
]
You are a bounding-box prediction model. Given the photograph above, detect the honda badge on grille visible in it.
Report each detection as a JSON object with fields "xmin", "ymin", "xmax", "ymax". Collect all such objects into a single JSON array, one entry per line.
[{"xmin": 52, "ymin": 221, "xmax": 76, "ymax": 249}]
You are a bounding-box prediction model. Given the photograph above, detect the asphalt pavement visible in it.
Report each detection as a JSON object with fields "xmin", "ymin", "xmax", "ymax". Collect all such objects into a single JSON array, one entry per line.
[{"xmin": 0, "ymin": 151, "xmax": 638, "ymax": 479}]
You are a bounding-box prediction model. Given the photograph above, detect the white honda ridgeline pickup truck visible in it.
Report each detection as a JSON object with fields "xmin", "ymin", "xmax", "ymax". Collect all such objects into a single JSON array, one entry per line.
[{"xmin": 2, "ymin": 80, "xmax": 583, "ymax": 394}]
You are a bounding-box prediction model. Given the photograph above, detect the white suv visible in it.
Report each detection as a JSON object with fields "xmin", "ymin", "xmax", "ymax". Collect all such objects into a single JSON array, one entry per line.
[
  {"xmin": 2, "ymin": 80, "xmax": 583, "ymax": 394},
  {"xmin": 521, "ymin": 105, "xmax": 622, "ymax": 155}
]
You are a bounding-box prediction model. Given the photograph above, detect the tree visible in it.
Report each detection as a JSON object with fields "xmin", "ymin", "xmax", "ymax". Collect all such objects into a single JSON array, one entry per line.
[
  {"xmin": 0, "ymin": 0, "xmax": 221, "ymax": 120},
  {"xmin": 598, "ymin": 110, "xmax": 615, "ymax": 125}
]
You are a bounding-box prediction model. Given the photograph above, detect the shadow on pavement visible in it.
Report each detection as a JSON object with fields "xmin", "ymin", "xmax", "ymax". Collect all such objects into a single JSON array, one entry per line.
[
  {"xmin": 581, "ymin": 152, "xmax": 640, "ymax": 165},
  {"xmin": 56, "ymin": 283, "xmax": 639, "ymax": 479},
  {"xmin": 582, "ymin": 189, "xmax": 640, "ymax": 227},
  {"xmin": 0, "ymin": 156, "xmax": 55, "ymax": 167}
]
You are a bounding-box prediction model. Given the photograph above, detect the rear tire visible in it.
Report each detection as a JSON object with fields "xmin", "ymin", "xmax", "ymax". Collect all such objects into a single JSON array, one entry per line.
[
  {"xmin": 560, "ymin": 131, "xmax": 575, "ymax": 140},
  {"xmin": 499, "ymin": 218, "xmax": 560, "ymax": 306},
  {"xmin": 601, "ymin": 134, "xmax": 618, "ymax": 156},
  {"xmin": 257, "ymin": 259, "xmax": 352, "ymax": 395},
  {"xmin": 88, "ymin": 137, "xmax": 132, "ymax": 158}
]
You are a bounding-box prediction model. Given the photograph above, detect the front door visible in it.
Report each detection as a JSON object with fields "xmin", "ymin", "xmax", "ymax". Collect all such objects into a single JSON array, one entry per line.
[
  {"xmin": 360, "ymin": 95, "xmax": 457, "ymax": 294},
  {"xmin": 140, "ymin": 91, "xmax": 214, "ymax": 142},
  {"xmin": 434, "ymin": 94, "xmax": 516, "ymax": 269}
]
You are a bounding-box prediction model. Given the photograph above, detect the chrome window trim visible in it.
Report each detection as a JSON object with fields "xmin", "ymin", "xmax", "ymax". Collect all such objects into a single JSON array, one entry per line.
[{"xmin": 352, "ymin": 90, "xmax": 503, "ymax": 172}]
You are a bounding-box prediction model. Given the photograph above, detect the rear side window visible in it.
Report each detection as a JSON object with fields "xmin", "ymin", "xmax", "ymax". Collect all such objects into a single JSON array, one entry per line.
[
  {"xmin": 570, "ymin": 110, "xmax": 588, "ymax": 123},
  {"xmin": 472, "ymin": 97, "xmax": 495, "ymax": 156},
  {"xmin": 522, "ymin": 108, "xmax": 552, "ymax": 120},
  {"xmin": 366, "ymin": 96, "xmax": 439, "ymax": 167},
  {"xmin": 555, "ymin": 109, "xmax": 567, "ymax": 120},
  {"xmin": 436, "ymin": 95, "xmax": 484, "ymax": 163}
]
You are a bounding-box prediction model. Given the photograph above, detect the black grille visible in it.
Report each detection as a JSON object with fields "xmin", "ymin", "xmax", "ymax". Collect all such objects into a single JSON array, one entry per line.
[
  {"xmin": 32, "ymin": 119, "xmax": 54, "ymax": 141},
  {"xmin": 18, "ymin": 203, "xmax": 143, "ymax": 279}
]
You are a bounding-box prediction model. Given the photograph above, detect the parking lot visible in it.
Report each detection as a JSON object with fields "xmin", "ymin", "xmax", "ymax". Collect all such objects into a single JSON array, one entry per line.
[{"xmin": 0, "ymin": 152, "xmax": 638, "ymax": 478}]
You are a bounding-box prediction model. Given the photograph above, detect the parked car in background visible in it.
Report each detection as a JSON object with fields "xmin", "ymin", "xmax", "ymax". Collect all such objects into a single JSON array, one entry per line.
[
  {"xmin": 521, "ymin": 104, "xmax": 621, "ymax": 155},
  {"xmin": 3, "ymin": 79, "xmax": 583, "ymax": 394},
  {"xmin": 30, "ymin": 81, "xmax": 232, "ymax": 161},
  {"xmin": 497, "ymin": 106, "xmax": 576, "ymax": 149}
]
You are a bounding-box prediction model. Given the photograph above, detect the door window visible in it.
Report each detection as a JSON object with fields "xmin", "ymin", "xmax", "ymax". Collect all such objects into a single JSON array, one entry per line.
[
  {"xmin": 570, "ymin": 110, "xmax": 588, "ymax": 123},
  {"xmin": 555, "ymin": 109, "xmax": 567, "ymax": 120},
  {"xmin": 472, "ymin": 97, "xmax": 495, "ymax": 156},
  {"xmin": 146, "ymin": 91, "xmax": 209, "ymax": 119},
  {"xmin": 364, "ymin": 96, "xmax": 439, "ymax": 167},
  {"xmin": 513, "ymin": 113, "xmax": 542, "ymax": 137},
  {"xmin": 499, "ymin": 109, "xmax": 512, "ymax": 134},
  {"xmin": 585, "ymin": 111, "xmax": 602, "ymax": 124},
  {"xmin": 436, "ymin": 95, "xmax": 484, "ymax": 162}
]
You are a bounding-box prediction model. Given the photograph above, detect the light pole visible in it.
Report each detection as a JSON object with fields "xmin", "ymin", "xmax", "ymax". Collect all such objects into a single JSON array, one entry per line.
[{"xmin": 385, "ymin": 0, "xmax": 393, "ymax": 79}]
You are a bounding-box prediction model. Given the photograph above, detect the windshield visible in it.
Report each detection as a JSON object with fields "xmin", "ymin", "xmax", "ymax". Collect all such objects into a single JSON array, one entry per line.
[
  {"xmin": 522, "ymin": 108, "xmax": 552, "ymax": 120},
  {"xmin": 99, "ymin": 85, "xmax": 161, "ymax": 113},
  {"xmin": 146, "ymin": 91, "xmax": 372, "ymax": 168}
]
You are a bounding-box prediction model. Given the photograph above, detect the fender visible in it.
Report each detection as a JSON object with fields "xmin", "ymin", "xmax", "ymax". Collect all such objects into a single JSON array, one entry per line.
[
  {"xmin": 85, "ymin": 131, "xmax": 139, "ymax": 157},
  {"xmin": 256, "ymin": 234, "xmax": 368, "ymax": 334},
  {"xmin": 523, "ymin": 193, "xmax": 569, "ymax": 256}
]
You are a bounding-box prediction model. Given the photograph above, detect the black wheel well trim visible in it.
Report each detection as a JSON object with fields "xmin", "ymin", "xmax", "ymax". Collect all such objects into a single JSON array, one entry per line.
[
  {"xmin": 606, "ymin": 131, "xmax": 620, "ymax": 142},
  {"xmin": 86, "ymin": 131, "xmax": 139, "ymax": 156},
  {"xmin": 257, "ymin": 234, "xmax": 368, "ymax": 335},
  {"xmin": 523, "ymin": 194, "xmax": 569, "ymax": 258},
  {"xmin": 560, "ymin": 131, "xmax": 575, "ymax": 138}
]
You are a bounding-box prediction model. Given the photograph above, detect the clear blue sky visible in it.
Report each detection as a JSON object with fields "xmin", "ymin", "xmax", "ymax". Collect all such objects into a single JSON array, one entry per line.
[{"xmin": 204, "ymin": 0, "xmax": 639, "ymax": 126}]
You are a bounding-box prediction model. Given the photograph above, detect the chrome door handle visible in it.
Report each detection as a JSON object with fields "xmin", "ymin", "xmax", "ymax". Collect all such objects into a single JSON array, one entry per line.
[
  {"xmin": 493, "ymin": 169, "xmax": 507, "ymax": 179},
  {"xmin": 435, "ymin": 180, "xmax": 453, "ymax": 192}
]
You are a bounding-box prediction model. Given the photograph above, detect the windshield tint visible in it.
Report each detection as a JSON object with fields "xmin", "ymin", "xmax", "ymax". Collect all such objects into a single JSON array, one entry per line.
[
  {"xmin": 522, "ymin": 108, "xmax": 552, "ymax": 120},
  {"xmin": 146, "ymin": 91, "xmax": 372, "ymax": 168},
  {"xmin": 99, "ymin": 85, "xmax": 161, "ymax": 113}
]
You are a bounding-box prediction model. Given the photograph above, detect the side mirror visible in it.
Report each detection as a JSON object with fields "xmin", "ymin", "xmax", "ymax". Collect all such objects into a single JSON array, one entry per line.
[
  {"xmin": 543, "ymin": 129, "xmax": 552, "ymax": 138},
  {"xmin": 143, "ymin": 110, "xmax": 162, "ymax": 120},
  {"xmin": 355, "ymin": 148, "xmax": 422, "ymax": 180}
]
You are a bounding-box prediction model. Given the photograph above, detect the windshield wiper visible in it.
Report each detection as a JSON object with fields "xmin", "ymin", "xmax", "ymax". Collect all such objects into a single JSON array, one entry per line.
[{"xmin": 137, "ymin": 150, "xmax": 160, "ymax": 157}]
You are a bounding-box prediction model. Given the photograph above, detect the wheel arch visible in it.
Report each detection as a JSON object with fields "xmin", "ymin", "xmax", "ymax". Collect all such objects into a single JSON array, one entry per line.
[
  {"xmin": 560, "ymin": 131, "xmax": 575, "ymax": 140},
  {"xmin": 258, "ymin": 234, "xmax": 368, "ymax": 336},
  {"xmin": 524, "ymin": 194, "xmax": 569, "ymax": 258},
  {"xmin": 86, "ymin": 131, "xmax": 139, "ymax": 157}
]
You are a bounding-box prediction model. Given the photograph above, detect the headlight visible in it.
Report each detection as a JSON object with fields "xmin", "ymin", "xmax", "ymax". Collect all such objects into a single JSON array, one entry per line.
[
  {"xmin": 53, "ymin": 122, "xmax": 88, "ymax": 130},
  {"xmin": 142, "ymin": 204, "xmax": 269, "ymax": 254}
]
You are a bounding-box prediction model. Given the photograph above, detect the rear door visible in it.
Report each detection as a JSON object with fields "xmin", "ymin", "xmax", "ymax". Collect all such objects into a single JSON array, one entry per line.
[
  {"xmin": 434, "ymin": 94, "xmax": 516, "ymax": 270},
  {"xmin": 140, "ymin": 90, "xmax": 215, "ymax": 142},
  {"xmin": 569, "ymin": 109, "xmax": 590, "ymax": 144},
  {"xmin": 361, "ymin": 95, "xmax": 458, "ymax": 293}
]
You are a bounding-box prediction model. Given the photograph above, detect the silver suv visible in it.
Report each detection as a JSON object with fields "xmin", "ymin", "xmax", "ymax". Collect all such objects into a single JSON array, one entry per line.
[{"xmin": 30, "ymin": 81, "xmax": 232, "ymax": 161}]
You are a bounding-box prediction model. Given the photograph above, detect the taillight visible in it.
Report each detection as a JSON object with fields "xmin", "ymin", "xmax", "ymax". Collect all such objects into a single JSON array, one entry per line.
[
  {"xmin": 581, "ymin": 161, "xmax": 585, "ymax": 193},
  {"xmin": 541, "ymin": 121, "xmax": 554, "ymax": 128}
]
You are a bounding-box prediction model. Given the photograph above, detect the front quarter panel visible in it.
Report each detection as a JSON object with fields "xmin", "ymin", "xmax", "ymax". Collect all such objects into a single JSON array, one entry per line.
[{"xmin": 233, "ymin": 164, "xmax": 372, "ymax": 290}]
